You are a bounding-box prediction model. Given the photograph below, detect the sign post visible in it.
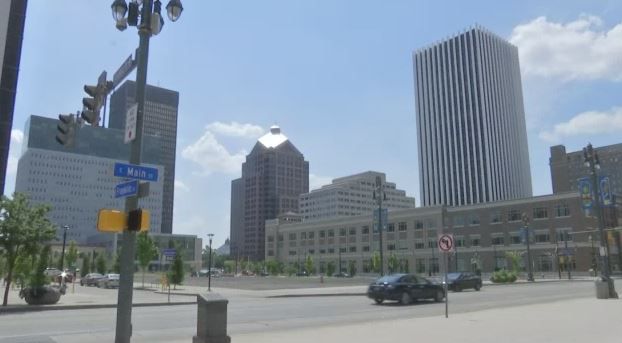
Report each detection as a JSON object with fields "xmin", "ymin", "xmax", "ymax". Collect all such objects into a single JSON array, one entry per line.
[{"xmin": 438, "ymin": 233, "xmax": 454, "ymax": 318}]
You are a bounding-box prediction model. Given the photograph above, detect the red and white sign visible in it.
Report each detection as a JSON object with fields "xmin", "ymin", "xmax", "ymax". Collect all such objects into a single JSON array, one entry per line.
[
  {"xmin": 438, "ymin": 234, "xmax": 454, "ymax": 252},
  {"xmin": 124, "ymin": 103, "xmax": 138, "ymax": 144}
]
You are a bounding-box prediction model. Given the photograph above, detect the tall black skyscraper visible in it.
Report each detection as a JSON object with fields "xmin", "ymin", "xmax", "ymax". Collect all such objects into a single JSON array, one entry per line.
[
  {"xmin": 109, "ymin": 80, "xmax": 179, "ymax": 234},
  {"xmin": 230, "ymin": 126, "xmax": 309, "ymax": 261},
  {"xmin": 413, "ymin": 26, "xmax": 532, "ymax": 207},
  {"xmin": 0, "ymin": 0, "xmax": 27, "ymax": 195}
]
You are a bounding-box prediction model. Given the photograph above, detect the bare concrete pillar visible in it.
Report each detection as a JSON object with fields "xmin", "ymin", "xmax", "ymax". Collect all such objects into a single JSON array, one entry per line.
[{"xmin": 193, "ymin": 293, "xmax": 231, "ymax": 343}]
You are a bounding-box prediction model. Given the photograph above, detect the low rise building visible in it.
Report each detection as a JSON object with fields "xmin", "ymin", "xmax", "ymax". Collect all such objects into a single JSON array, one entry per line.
[{"xmin": 266, "ymin": 192, "xmax": 622, "ymax": 275}]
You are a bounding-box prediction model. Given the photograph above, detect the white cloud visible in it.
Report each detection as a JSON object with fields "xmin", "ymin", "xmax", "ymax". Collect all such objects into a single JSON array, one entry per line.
[
  {"xmin": 182, "ymin": 131, "xmax": 247, "ymax": 175},
  {"xmin": 11, "ymin": 129, "xmax": 23, "ymax": 144},
  {"xmin": 510, "ymin": 15, "xmax": 622, "ymax": 81},
  {"xmin": 205, "ymin": 121, "xmax": 265, "ymax": 138},
  {"xmin": 309, "ymin": 173, "xmax": 333, "ymax": 191},
  {"xmin": 174, "ymin": 179, "xmax": 190, "ymax": 192},
  {"xmin": 539, "ymin": 107, "xmax": 622, "ymax": 142}
]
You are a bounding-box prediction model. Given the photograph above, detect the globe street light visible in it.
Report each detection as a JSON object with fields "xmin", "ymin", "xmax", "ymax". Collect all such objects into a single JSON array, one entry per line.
[{"xmin": 108, "ymin": 1, "xmax": 184, "ymax": 342}]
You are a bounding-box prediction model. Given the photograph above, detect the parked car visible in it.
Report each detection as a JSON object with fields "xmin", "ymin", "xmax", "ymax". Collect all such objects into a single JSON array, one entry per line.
[
  {"xmin": 333, "ymin": 272, "xmax": 351, "ymax": 278},
  {"xmin": 445, "ymin": 272, "xmax": 482, "ymax": 292},
  {"xmin": 296, "ymin": 270, "xmax": 308, "ymax": 276},
  {"xmin": 80, "ymin": 273, "xmax": 104, "ymax": 286},
  {"xmin": 97, "ymin": 274, "xmax": 120, "ymax": 289},
  {"xmin": 44, "ymin": 268, "xmax": 62, "ymax": 277},
  {"xmin": 367, "ymin": 273, "xmax": 445, "ymax": 305}
]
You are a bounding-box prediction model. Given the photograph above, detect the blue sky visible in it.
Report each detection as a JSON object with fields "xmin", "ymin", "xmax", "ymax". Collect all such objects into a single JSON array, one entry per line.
[{"xmin": 6, "ymin": 1, "xmax": 622, "ymax": 248}]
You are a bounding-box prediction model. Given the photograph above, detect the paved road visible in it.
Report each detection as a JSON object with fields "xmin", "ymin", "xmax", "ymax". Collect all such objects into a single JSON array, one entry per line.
[{"xmin": 0, "ymin": 281, "xmax": 595, "ymax": 343}]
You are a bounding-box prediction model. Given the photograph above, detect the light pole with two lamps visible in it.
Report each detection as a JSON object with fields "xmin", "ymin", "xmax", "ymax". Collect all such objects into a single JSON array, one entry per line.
[
  {"xmin": 207, "ymin": 233, "xmax": 214, "ymax": 292},
  {"xmin": 583, "ymin": 143, "xmax": 618, "ymax": 298},
  {"xmin": 521, "ymin": 213, "xmax": 534, "ymax": 282},
  {"xmin": 109, "ymin": 1, "xmax": 184, "ymax": 342}
]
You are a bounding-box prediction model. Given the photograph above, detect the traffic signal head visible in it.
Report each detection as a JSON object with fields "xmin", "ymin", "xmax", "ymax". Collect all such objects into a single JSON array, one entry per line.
[
  {"xmin": 82, "ymin": 84, "xmax": 103, "ymax": 126},
  {"xmin": 128, "ymin": 208, "xmax": 150, "ymax": 232},
  {"xmin": 55, "ymin": 114, "xmax": 76, "ymax": 147}
]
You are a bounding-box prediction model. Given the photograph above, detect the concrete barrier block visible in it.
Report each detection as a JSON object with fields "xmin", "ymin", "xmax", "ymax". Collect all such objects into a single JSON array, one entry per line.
[{"xmin": 193, "ymin": 293, "xmax": 231, "ymax": 343}]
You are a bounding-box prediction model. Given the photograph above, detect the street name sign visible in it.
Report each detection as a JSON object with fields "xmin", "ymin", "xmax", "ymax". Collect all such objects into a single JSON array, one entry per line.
[
  {"xmin": 113, "ymin": 54, "xmax": 137, "ymax": 87},
  {"xmin": 124, "ymin": 103, "xmax": 138, "ymax": 143},
  {"xmin": 114, "ymin": 162, "xmax": 158, "ymax": 182},
  {"xmin": 162, "ymin": 248, "xmax": 176, "ymax": 257},
  {"xmin": 115, "ymin": 180, "xmax": 138, "ymax": 198}
]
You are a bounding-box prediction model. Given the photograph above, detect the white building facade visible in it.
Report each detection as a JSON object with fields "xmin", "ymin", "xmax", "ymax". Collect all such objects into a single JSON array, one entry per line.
[
  {"xmin": 299, "ymin": 171, "xmax": 416, "ymax": 221},
  {"xmin": 413, "ymin": 26, "xmax": 532, "ymax": 207}
]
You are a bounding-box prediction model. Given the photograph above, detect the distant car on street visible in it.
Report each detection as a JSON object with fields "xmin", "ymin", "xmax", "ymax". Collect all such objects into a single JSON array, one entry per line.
[
  {"xmin": 367, "ymin": 273, "xmax": 445, "ymax": 305},
  {"xmin": 296, "ymin": 270, "xmax": 308, "ymax": 277},
  {"xmin": 80, "ymin": 273, "xmax": 104, "ymax": 286},
  {"xmin": 333, "ymin": 272, "xmax": 351, "ymax": 278},
  {"xmin": 97, "ymin": 274, "xmax": 120, "ymax": 289},
  {"xmin": 445, "ymin": 272, "xmax": 482, "ymax": 292}
]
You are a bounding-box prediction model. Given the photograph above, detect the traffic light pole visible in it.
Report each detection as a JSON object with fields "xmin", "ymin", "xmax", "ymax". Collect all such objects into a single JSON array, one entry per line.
[{"xmin": 115, "ymin": 1, "xmax": 152, "ymax": 342}]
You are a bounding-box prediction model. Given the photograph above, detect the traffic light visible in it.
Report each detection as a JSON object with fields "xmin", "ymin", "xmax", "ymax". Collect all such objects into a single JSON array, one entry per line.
[
  {"xmin": 127, "ymin": 208, "xmax": 150, "ymax": 232},
  {"xmin": 82, "ymin": 72, "xmax": 112, "ymax": 127},
  {"xmin": 55, "ymin": 114, "xmax": 76, "ymax": 147}
]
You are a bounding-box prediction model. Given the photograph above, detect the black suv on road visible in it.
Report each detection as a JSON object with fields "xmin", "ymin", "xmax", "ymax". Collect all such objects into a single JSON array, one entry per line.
[
  {"xmin": 367, "ymin": 274, "xmax": 445, "ymax": 305},
  {"xmin": 446, "ymin": 272, "xmax": 482, "ymax": 292}
]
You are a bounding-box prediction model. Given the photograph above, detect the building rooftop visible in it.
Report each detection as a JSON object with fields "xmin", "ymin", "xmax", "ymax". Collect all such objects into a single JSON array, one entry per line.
[{"xmin": 258, "ymin": 125, "xmax": 288, "ymax": 148}]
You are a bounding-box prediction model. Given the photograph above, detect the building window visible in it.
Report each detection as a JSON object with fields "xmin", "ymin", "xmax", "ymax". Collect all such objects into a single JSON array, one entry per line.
[
  {"xmin": 415, "ymin": 220, "xmax": 424, "ymax": 230},
  {"xmin": 289, "ymin": 250, "xmax": 296, "ymax": 256},
  {"xmin": 339, "ymin": 247, "xmax": 346, "ymax": 253},
  {"xmin": 427, "ymin": 240, "xmax": 436, "ymax": 248},
  {"xmin": 556, "ymin": 229, "xmax": 573, "ymax": 242},
  {"xmin": 328, "ymin": 248, "xmax": 335, "ymax": 254},
  {"xmin": 452, "ymin": 216, "xmax": 465, "ymax": 227},
  {"xmin": 339, "ymin": 228, "xmax": 347, "ymax": 237},
  {"xmin": 387, "ymin": 244, "xmax": 396, "ymax": 251},
  {"xmin": 398, "ymin": 222, "xmax": 407, "ymax": 232},
  {"xmin": 267, "ymin": 235, "xmax": 274, "ymax": 243},
  {"xmin": 415, "ymin": 240, "xmax": 425, "ymax": 249},
  {"xmin": 535, "ymin": 231, "xmax": 550, "ymax": 244},
  {"xmin": 398, "ymin": 240, "xmax": 408, "ymax": 250},
  {"xmin": 328, "ymin": 230, "xmax": 335, "ymax": 238},
  {"xmin": 300, "ymin": 232, "xmax": 307, "ymax": 240},
  {"xmin": 455, "ymin": 236, "xmax": 465, "ymax": 247},
  {"xmin": 349, "ymin": 228, "xmax": 356, "ymax": 236},
  {"xmin": 533, "ymin": 207, "xmax": 548, "ymax": 220},
  {"xmin": 362, "ymin": 226, "xmax": 370, "ymax": 234},
  {"xmin": 308, "ymin": 232, "xmax": 315, "ymax": 239},
  {"xmin": 268, "ymin": 250, "xmax": 274, "ymax": 256},
  {"xmin": 362, "ymin": 246, "xmax": 370, "ymax": 252},
  {"xmin": 349, "ymin": 246, "xmax": 356, "ymax": 253},
  {"xmin": 426, "ymin": 218, "xmax": 437, "ymax": 229},
  {"xmin": 510, "ymin": 233, "xmax": 521, "ymax": 245},
  {"xmin": 468, "ymin": 214, "xmax": 480, "ymax": 226},
  {"xmin": 470, "ymin": 236, "xmax": 481, "ymax": 247},
  {"xmin": 386, "ymin": 223, "xmax": 395, "ymax": 232},
  {"xmin": 492, "ymin": 235, "xmax": 505, "ymax": 246},
  {"xmin": 319, "ymin": 230, "xmax": 326, "ymax": 238},
  {"xmin": 289, "ymin": 233, "xmax": 297, "ymax": 241},
  {"xmin": 508, "ymin": 209, "xmax": 522, "ymax": 222},
  {"xmin": 490, "ymin": 211, "xmax": 503, "ymax": 224},
  {"xmin": 319, "ymin": 249, "xmax": 326, "ymax": 254},
  {"xmin": 555, "ymin": 204, "xmax": 570, "ymax": 217}
]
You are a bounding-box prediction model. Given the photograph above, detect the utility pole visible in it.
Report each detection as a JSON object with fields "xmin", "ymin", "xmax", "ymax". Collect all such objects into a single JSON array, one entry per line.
[
  {"xmin": 554, "ymin": 235, "xmax": 561, "ymax": 279},
  {"xmin": 59, "ymin": 225, "xmax": 69, "ymax": 271},
  {"xmin": 207, "ymin": 233, "xmax": 214, "ymax": 291},
  {"xmin": 583, "ymin": 143, "xmax": 618, "ymax": 298}
]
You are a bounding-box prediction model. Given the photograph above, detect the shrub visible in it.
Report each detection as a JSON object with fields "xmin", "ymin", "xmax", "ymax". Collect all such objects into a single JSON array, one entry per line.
[{"xmin": 491, "ymin": 269, "xmax": 517, "ymax": 283}]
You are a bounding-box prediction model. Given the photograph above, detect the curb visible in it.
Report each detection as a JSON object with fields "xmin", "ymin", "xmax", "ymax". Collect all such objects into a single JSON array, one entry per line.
[
  {"xmin": 484, "ymin": 279, "xmax": 595, "ymax": 286},
  {"xmin": 0, "ymin": 301, "xmax": 196, "ymax": 314},
  {"xmin": 267, "ymin": 292, "xmax": 365, "ymax": 298}
]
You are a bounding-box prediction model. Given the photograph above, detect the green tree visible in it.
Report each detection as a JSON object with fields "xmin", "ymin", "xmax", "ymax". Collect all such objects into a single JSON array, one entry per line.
[
  {"xmin": 304, "ymin": 256, "xmax": 314, "ymax": 275},
  {"xmin": 387, "ymin": 254, "xmax": 399, "ymax": 274},
  {"xmin": 223, "ymin": 260, "xmax": 235, "ymax": 274},
  {"xmin": 96, "ymin": 254, "xmax": 107, "ymax": 274},
  {"xmin": 113, "ymin": 252, "xmax": 121, "ymax": 274},
  {"xmin": 266, "ymin": 260, "xmax": 282, "ymax": 275},
  {"xmin": 505, "ymin": 251, "xmax": 522, "ymax": 273},
  {"xmin": 326, "ymin": 261, "xmax": 336, "ymax": 276},
  {"xmin": 30, "ymin": 245, "xmax": 51, "ymax": 289},
  {"xmin": 137, "ymin": 232, "xmax": 158, "ymax": 288},
  {"xmin": 80, "ymin": 256, "xmax": 90, "ymax": 277},
  {"xmin": 65, "ymin": 241, "xmax": 78, "ymax": 271},
  {"xmin": 371, "ymin": 251, "xmax": 381, "ymax": 274},
  {"xmin": 348, "ymin": 260, "xmax": 357, "ymax": 276},
  {"xmin": 168, "ymin": 251, "xmax": 184, "ymax": 289},
  {"xmin": 0, "ymin": 193, "xmax": 56, "ymax": 306}
]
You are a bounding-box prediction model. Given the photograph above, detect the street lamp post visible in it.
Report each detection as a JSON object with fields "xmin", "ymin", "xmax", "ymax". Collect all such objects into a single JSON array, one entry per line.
[
  {"xmin": 583, "ymin": 143, "xmax": 618, "ymax": 298},
  {"xmin": 109, "ymin": 1, "xmax": 184, "ymax": 342},
  {"xmin": 207, "ymin": 233, "xmax": 214, "ymax": 292},
  {"xmin": 59, "ymin": 225, "xmax": 69, "ymax": 271},
  {"xmin": 373, "ymin": 176, "xmax": 386, "ymax": 276},
  {"xmin": 564, "ymin": 232, "xmax": 571, "ymax": 280},
  {"xmin": 522, "ymin": 213, "xmax": 534, "ymax": 282},
  {"xmin": 554, "ymin": 234, "xmax": 561, "ymax": 279},
  {"xmin": 589, "ymin": 234, "xmax": 598, "ymax": 276}
]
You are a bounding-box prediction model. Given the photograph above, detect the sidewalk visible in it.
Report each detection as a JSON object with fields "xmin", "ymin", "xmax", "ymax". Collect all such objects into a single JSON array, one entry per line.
[{"xmin": 232, "ymin": 297, "xmax": 622, "ymax": 343}]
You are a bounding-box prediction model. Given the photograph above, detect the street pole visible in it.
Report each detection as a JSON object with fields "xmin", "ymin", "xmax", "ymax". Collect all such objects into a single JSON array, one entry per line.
[
  {"xmin": 59, "ymin": 225, "xmax": 69, "ymax": 271},
  {"xmin": 374, "ymin": 176, "xmax": 385, "ymax": 276},
  {"xmin": 564, "ymin": 232, "xmax": 571, "ymax": 280},
  {"xmin": 555, "ymin": 235, "xmax": 561, "ymax": 279},
  {"xmin": 493, "ymin": 244, "xmax": 498, "ymax": 271},
  {"xmin": 208, "ymin": 234, "xmax": 214, "ymax": 291},
  {"xmin": 431, "ymin": 244, "xmax": 436, "ymax": 276},
  {"xmin": 522, "ymin": 213, "xmax": 534, "ymax": 282},
  {"xmin": 584, "ymin": 143, "xmax": 618, "ymax": 298},
  {"xmin": 338, "ymin": 243, "xmax": 342, "ymax": 275},
  {"xmin": 116, "ymin": 2, "xmax": 152, "ymax": 342},
  {"xmin": 589, "ymin": 235, "xmax": 597, "ymax": 275}
]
